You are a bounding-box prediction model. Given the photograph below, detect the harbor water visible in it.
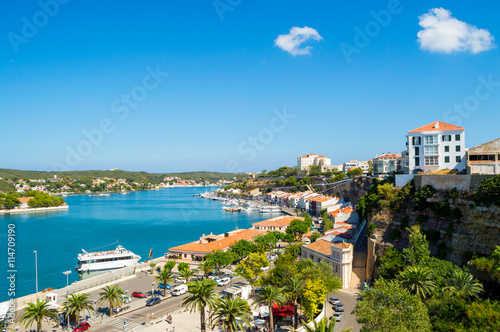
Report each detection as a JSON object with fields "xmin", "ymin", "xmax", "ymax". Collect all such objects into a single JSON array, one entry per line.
[{"xmin": 0, "ymin": 187, "xmax": 279, "ymax": 301}]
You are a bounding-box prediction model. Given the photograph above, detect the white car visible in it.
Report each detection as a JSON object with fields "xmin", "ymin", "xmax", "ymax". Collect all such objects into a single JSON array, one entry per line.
[
  {"xmin": 121, "ymin": 296, "xmax": 132, "ymax": 304},
  {"xmin": 217, "ymin": 277, "xmax": 231, "ymax": 286},
  {"xmin": 328, "ymin": 297, "xmax": 340, "ymax": 304},
  {"xmin": 175, "ymin": 277, "xmax": 186, "ymax": 284},
  {"xmin": 260, "ymin": 266, "xmax": 270, "ymax": 271},
  {"xmin": 332, "ymin": 313, "xmax": 342, "ymax": 322}
]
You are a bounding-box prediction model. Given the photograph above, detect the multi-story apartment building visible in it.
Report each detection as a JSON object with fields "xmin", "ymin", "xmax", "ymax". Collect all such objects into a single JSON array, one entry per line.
[
  {"xmin": 406, "ymin": 121, "xmax": 466, "ymax": 174},
  {"xmin": 297, "ymin": 153, "xmax": 332, "ymax": 171},
  {"xmin": 343, "ymin": 160, "xmax": 370, "ymax": 175},
  {"xmin": 372, "ymin": 153, "xmax": 401, "ymax": 178}
]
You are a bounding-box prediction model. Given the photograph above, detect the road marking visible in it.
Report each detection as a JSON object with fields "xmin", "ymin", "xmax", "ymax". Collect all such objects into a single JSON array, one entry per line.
[{"xmin": 104, "ymin": 317, "xmax": 142, "ymax": 331}]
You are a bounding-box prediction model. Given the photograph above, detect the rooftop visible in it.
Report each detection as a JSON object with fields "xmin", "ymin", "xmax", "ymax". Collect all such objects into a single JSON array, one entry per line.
[
  {"xmin": 408, "ymin": 121, "xmax": 464, "ymax": 133},
  {"xmin": 252, "ymin": 215, "xmax": 304, "ymax": 228},
  {"xmin": 304, "ymin": 239, "xmax": 351, "ymax": 256}
]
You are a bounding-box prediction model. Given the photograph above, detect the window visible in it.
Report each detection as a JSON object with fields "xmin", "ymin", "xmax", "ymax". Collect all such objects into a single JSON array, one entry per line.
[
  {"xmin": 456, "ymin": 156, "xmax": 461, "ymax": 163},
  {"xmin": 455, "ymin": 134, "xmax": 461, "ymax": 141},
  {"xmin": 415, "ymin": 147, "xmax": 420, "ymax": 156},
  {"xmin": 445, "ymin": 156, "xmax": 450, "ymax": 163},
  {"xmin": 444, "ymin": 146, "xmax": 450, "ymax": 152},
  {"xmin": 442, "ymin": 135, "xmax": 452, "ymax": 142},
  {"xmin": 415, "ymin": 157, "xmax": 420, "ymax": 167},
  {"xmin": 456, "ymin": 146, "xmax": 461, "ymax": 152},
  {"xmin": 424, "ymin": 135, "xmax": 438, "ymax": 145},
  {"xmin": 424, "ymin": 146, "xmax": 439, "ymax": 155},
  {"xmin": 425, "ymin": 156, "xmax": 439, "ymax": 166},
  {"xmin": 412, "ymin": 136, "xmax": 422, "ymax": 145},
  {"xmin": 469, "ymin": 155, "xmax": 496, "ymax": 161}
]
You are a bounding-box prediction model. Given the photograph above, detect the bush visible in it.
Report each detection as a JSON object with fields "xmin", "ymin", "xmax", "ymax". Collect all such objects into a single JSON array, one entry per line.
[
  {"xmin": 474, "ymin": 175, "xmax": 500, "ymax": 207},
  {"xmin": 413, "ymin": 185, "xmax": 436, "ymax": 210},
  {"xmin": 432, "ymin": 201, "xmax": 451, "ymax": 218},
  {"xmin": 367, "ymin": 222, "xmax": 377, "ymax": 236}
]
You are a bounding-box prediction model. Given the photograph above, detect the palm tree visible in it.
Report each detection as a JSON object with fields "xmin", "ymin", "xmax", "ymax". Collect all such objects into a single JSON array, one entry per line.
[
  {"xmin": 285, "ymin": 278, "xmax": 303, "ymax": 329},
  {"xmin": 155, "ymin": 267, "xmax": 175, "ymax": 297},
  {"xmin": 182, "ymin": 279, "xmax": 219, "ymax": 332},
  {"xmin": 399, "ymin": 265, "xmax": 436, "ymax": 298},
  {"xmin": 443, "ymin": 269, "xmax": 484, "ymax": 299},
  {"xmin": 253, "ymin": 286, "xmax": 286, "ymax": 332},
  {"xmin": 98, "ymin": 285, "xmax": 125, "ymax": 317},
  {"xmin": 210, "ymin": 297, "xmax": 252, "ymax": 332},
  {"xmin": 179, "ymin": 267, "xmax": 197, "ymax": 283},
  {"xmin": 62, "ymin": 293, "xmax": 94, "ymax": 325},
  {"xmin": 20, "ymin": 299, "xmax": 58, "ymax": 332},
  {"xmin": 296, "ymin": 317, "xmax": 336, "ymax": 332},
  {"xmin": 199, "ymin": 260, "xmax": 215, "ymax": 279}
]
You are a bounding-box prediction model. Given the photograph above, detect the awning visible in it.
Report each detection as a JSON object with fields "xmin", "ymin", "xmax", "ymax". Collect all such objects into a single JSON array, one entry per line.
[
  {"xmin": 223, "ymin": 286, "xmax": 242, "ymax": 295},
  {"xmin": 272, "ymin": 303, "xmax": 294, "ymax": 316}
]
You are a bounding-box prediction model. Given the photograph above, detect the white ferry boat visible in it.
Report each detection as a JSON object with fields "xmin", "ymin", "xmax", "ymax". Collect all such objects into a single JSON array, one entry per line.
[
  {"xmin": 259, "ymin": 205, "xmax": 281, "ymax": 213},
  {"xmin": 75, "ymin": 245, "xmax": 141, "ymax": 272}
]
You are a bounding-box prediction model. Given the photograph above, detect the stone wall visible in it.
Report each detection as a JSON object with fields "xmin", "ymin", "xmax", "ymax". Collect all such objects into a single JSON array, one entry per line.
[{"xmin": 414, "ymin": 174, "xmax": 495, "ymax": 192}]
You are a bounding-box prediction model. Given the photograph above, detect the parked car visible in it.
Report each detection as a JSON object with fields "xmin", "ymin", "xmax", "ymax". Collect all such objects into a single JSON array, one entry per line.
[
  {"xmin": 73, "ymin": 322, "xmax": 90, "ymax": 332},
  {"xmin": 175, "ymin": 277, "xmax": 186, "ymax": 283},
  {"xmin": 146, "ymin": 297, "xmax": 161, "ymax": 306},
  {"xmin": 132, "ymin": 291, "xmax": 146, "ymax": 298},
  {"xmin": 120, "ymin": 295, "xmax": 132, "ymax": 304},
  {"xmin": 332, "ymin": 313, "xmax": 342, "ymax": 322},
  {"xmin": 335, "ymin": 303, "xmax": 344, "ymax": 312},
  {"xmin": 260, "ymin": 266, "xmax": 270, "ymax": 271},
  {"xmin": 328, "ymin": 297, "xmax": 340, "ymax": 305},
  {"xmin": 217, "ymin": 277, "xmax": 231, "ymax": 286},
  {"xmin": 158, "ymin": 283, "xmax": 171, "ymax": 290}
]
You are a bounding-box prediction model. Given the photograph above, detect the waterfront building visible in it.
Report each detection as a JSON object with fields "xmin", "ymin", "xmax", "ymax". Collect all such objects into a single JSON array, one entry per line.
[
  {"xmin": 297, "ymin": 153, "xmax": 332, "ymax": 171},
  {"xmin": 167, "ymin": 229, "xmax": 266, "ymax": 261},
  {"xmin": 467, "ymin": 138, "xmax": 500, "ymax": 175},
  {"xmin": 247, "ymin": 188, "xmax": 260, "ymax": 196},
  {"xmin": 372, "ymin": 153, "xmax": 401, "ymax": 179},
  {"xmin": 309, "ymin": 196, "xmax": 340, "ymax": 214},
  {"xmin": 298, "ymin": 193, "xmax": 319, "ymax": 211},
  {"xmin": 406, "ymin": 121, "xmax": 466, "ymax": 174},
  {"xmin": 252, "ymin": 215, "xmax": 305, "ymax": 233},
  {"xmin": 18, "ymin": 197, "xmax": 33, "ymax": 208},
  {"xmin": 301, "ymin": 240, "xmax": 353, "ymax": 289}
]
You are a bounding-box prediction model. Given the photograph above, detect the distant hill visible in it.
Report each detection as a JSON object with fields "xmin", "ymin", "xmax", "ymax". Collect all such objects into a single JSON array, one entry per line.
[{"xmin": 0, "ymin": 169, "xmax": 246, "ymax": 183}]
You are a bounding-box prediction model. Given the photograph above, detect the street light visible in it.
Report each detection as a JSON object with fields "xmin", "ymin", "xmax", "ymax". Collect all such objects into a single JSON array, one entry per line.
[
  {"xmin": 63, "ymin": 271, "xmax": 72, "ymax": 299},
  {"xmin": 33, "ymin": 250, "xmax": 38, "ymax": 301}
]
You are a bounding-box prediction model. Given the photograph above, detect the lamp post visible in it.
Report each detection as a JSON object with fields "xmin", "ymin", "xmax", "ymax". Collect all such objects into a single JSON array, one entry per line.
[
  {"xmin": 63, "ymin": 271, "xmax": 72, "ymax": 299},
  {"xmin": 33, "ymin": 250, "xmax": 38, "ymax": 301}
]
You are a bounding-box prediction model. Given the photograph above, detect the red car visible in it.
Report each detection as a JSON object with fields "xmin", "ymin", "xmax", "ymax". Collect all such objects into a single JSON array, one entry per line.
[
  {"xmin": 73, "ymin": 322, "xmax": 90, "ymax": 332},
  {"xmin": 132, "ymin": 291, "xmax": 146, "ymax": 298}
]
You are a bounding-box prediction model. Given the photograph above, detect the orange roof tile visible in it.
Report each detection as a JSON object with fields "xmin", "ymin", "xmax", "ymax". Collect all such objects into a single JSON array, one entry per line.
[
  {"xmin": 408, "ymin": 121, "xmax": 464, "ymax": 133},
  {"xmin": 18, "ymin": 197, "xmax": 33, "ymax": 203},
  {"xmin": 305, "ymin": 240, "xmax": 352, "ymax": 256},
  {"xmin": 253, "ymin": 216, "xmax": 304, "ymax": 228}
]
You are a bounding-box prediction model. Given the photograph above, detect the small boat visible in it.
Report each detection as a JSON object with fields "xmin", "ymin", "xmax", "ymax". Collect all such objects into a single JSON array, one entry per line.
[
  {"xmin": 259, "ymin": 205, "xmax": 281, "ymax": 213},
  {"xmin": 193, "ymin": 194, "xmax": 200, "ymax": 197}
]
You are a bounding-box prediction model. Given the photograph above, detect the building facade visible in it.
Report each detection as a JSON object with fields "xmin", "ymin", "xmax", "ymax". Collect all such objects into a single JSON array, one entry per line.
[
  {"xmin": 467, "ymin": 138, "xmax": 500, "ymax": 175},
  {"xmin": 297, "ymin": 154, "xmax": 332, "ymax": 171},
  {"xmin": 406, "ymin": 121, "xmax": 466, "ymax": 174},
  {"xmin": 343, "ymin": 160, "xmax": 370, "ymax": 175},
  {"xmin": 372, "ymin": 153, "xmax": 401, "ymax": 178}
]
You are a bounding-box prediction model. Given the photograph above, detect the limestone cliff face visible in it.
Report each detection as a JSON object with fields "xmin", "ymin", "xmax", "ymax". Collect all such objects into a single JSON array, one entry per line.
[{"xmin": 367, "ymin": 193, "xmax": 500, "ymax": 266}]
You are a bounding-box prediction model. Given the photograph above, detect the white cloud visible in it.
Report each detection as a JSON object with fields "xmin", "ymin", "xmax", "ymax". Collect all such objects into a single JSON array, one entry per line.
[
  {"xmin": 417, "ymin": 8, "xmax": 494, "ymax": 54},
  {"xmin": 274, "ymin": 26, "xmax": 323, "ymax": 56}
]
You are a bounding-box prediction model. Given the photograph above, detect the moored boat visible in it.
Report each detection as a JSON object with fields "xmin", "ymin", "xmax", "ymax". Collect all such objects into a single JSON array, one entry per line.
[{"xmin": 75, "ymin": 245, "xmax": 141, "ymax": 272}]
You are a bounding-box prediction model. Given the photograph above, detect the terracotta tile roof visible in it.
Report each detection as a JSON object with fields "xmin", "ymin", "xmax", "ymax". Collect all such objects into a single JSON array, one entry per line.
[
  {"xmin": 374, "ymin": 153, "xmax": 401, "ymax": 159},
  {"xmin": 18, "ymin": 197, "xmax": 33, "ymax": 203},
  {"xmin": 408, "ymin": 121, "xmax": 464, "ymax": 133},
  {"xmin": 253, "ymin": 216, "xmax": 304, "ymax": 228},
  {"xmin": 304, "ymin": 240, "xmax": 333, "ymax": 256},
  {"xmin": 169, "ymin": 229, "xmax": 266, "ymax": 254}
]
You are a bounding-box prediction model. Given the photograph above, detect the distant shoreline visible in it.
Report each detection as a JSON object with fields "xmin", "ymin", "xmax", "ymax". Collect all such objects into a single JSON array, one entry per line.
[{"xmin": 0, "ymin": 204, "xmax": 69, "ymax": 214}]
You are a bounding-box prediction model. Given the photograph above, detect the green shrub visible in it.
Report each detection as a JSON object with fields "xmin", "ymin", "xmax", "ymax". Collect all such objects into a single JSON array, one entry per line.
[
  {"xmin": 433, "ymin": 201, "xmax": 451, "ymax": 217},
  {"xmin": 473, "ymin": 174, "xmax": 500, "ymax": 207},
  {"xmin": 367, "ymin": 222, "xmax": 377, "ymax": 236},
  {"xmin": 413, "ymin": 185, "xmax": 436, "ymax": 210}
]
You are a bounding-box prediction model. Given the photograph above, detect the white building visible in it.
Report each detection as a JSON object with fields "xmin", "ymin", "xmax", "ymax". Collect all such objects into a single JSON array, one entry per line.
[
  {"xmin": 372, "ymin": 153, "xmax": 400, "ymax": 179},
  {"xmin": 297, "ymin": 153, "xmax": 332, "ymax": 171},
  {"xmin": 343, "ymin": 160, "xmax": 370, "ymax": 175},
  {"xmin": 406, "ymin": 121, "xmax": 466, "ymax": 174}
]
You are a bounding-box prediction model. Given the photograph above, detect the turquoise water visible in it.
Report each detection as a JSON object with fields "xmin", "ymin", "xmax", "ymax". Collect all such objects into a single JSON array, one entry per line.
[{"xmin": 0, "ymin": 187, "xmax": 276, "ymax": 301}]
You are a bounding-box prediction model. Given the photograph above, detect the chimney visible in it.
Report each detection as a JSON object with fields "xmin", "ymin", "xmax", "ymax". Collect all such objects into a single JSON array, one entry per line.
[{"xmin": 435, "ymin": 121, "xmax": 440, "ymax": 129}]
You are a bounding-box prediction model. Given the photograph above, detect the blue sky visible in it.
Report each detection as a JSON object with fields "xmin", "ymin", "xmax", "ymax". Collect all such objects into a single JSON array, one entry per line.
[{"xmin": 1, "ymin": 0, "xmax": 499, "ymax": 173}]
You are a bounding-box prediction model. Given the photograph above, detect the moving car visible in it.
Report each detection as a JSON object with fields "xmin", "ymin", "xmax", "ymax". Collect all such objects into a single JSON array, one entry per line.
[
  {"xmin": 328, "ymin": 297, "xmax": 340, "ymax": 305},
  {"xmin": 73, "ymin": 322, "xmax": 90, "ymax": 332},
  {"xmin": 172, "ymin": 284, "xmax": 188, "ymax": 296},
  {"xmin": 335, "ymin": 303, "xmax": 344, "ymax": 312},
  {"xmin": 132, "ymin": 291, "xmax": 146, "ymax": 298},
  {"xmin": 146, "ymin": 296, "xmax": 161, "ymax": 306}
]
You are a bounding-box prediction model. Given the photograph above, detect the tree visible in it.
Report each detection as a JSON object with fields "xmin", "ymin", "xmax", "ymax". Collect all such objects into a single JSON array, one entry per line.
[
  {"xmin": 230, "ymin": 239, "xmax": 257, "ymax": 259},
  {"xmin": 474, "ymin": 174, "xmax": 500, "ymax": 207},
  {"xmin": 210, "ymin": 297, "xmax": 252, "ymax": 332},
  {"xmin": 206, "ymin": 250, "xmax": 238, "ymax": 276},
  {"xmin": 182, "ymin": 279, "xmax": 219, "ymax": 332},
  {"xmin": 367, "ymin": 160, "xmax": 373, "ymax": 176},
  {"xmin": 443, "ymin": 269, "xmax": 484, "ymax": 299},
  {"xmin": 20, "ymin": 299, "xmax": 58, "ymax": 332},
  {"xmin": 253, "ymin": 286, "xmax": 286, "ymax": 332},
  {"xmin": 301, "ymin": 279, "xmax": 327, "ymax": 321},
  {"xmin": 199, "ymin": 260, "xmax": 215, "ymax": 279},
  {"xmin": 286, "ymin": 219, "xmax": 310, "ymax": 240},
  {"xmin": 321, "ymin": 214, "xmax": 333, "ymax": 232},
  {"xmin": 310, "ymin": 233, "xmax": 321, "ymax": 243},
  {"xmin": 62, "ymin": 293, "xmax": 94, "ymax": 325},
  {"xmin": 178, "ymin": 262, "xmax": 190, "ymax": 272},
  {"xmin": 353, "ymin": 279, "xmax": 431, "ymax": 332},
  {"xmin": 308, "ymin": 165, "xmax": 320, "ymax": 176},
  {"xmin": 404, "ymin": 225, "xmax": 430, "ymax": 265},
  {"xmin": 98, "ymin": 285, "xmax": 125, "ymax": 317},
  {"xmin": 149, "ymin": 263, "xmax": 157, "ymax": 274},
  {"xmin": 399, "ymin": 265, "xmax": 436, "ymax": 298},
  {"xmin": 285, "ymin": 278, "xmax": 303, "ymax": 329},
  {"xmin": 378, "ymin": 247, "xmax": 405, "ymax": 279},
  {"xmin": 275, "ymin": 178, "xmax": 283, "ymax": 187},
  {"xmin": 155, "ymin": 267, "xmax": 175, "ymax": 297},
  {"xmin": 284, "ymin": 176, "xmax": 297, "ymax": 187},
  {"xmin": 179, "ymin": 267, "xmax": 197, "ymax": 283},
  {"xmin": 234, "ymin": 253, "xmax": 269, "ymax": 295},
  {"xmin": 164, "ymin": 261, "xmax": 176, "ymax": 271},
  {"xmin": 347, "ymin": 167, "xmax": 363, "ymax": 178},
  {"xmin": 299, "ymin": 317, "xmax": 336, "ymax": 332}
]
